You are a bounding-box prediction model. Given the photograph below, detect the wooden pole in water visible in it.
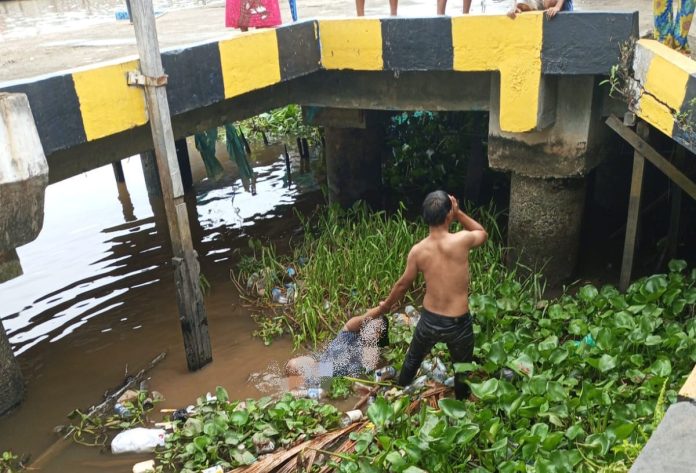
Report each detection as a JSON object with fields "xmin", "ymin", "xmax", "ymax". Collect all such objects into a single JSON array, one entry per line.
[{"xmin": 129, "ymin": 0, "xmax": 212, "ymax": 370}]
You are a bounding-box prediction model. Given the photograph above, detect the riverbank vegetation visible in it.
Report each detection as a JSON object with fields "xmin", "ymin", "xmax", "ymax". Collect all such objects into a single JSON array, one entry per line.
[{"xmin": 227, "ymin": 203, "xmax": 695, "ymax": 472}]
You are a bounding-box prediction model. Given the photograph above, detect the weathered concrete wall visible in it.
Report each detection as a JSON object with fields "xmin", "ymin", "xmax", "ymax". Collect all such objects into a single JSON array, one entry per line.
[
  {"xmin": 631, "ymin": 39, "xmax": 696, "ymax": 154},
  {"xmin": 322, "ymin": 110, "xmax": 385, "ymax": 207},
  {"xmin": 0, "ymin": 93, "xmax": 49, "ymax": 267},
  {"xmin": 0, "ymin": 321, "xmax": 23, "ymax": 416},
  {"xmin": 0, "ymin": 13, "xmax": 637, "ymax": 183},
  {"xmin": 508, "ymin": 175, "xmax": 587, "ymax": 285}
]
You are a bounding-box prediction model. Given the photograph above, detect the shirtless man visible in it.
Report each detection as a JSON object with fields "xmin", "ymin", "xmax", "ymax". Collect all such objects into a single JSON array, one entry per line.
[
  {"xmin": 345, "ymin": 190, "xmax": 488, "ymax": 400},
  {"xmin": 507, "ymin": 0, "xmax": 573, "ymax": 19}
]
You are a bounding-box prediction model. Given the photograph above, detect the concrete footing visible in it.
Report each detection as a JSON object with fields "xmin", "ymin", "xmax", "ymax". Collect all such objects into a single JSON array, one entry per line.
[
  {"xmin": 0, "ymin": 250, "xmax": 22, "ymax": 282},
  {"xmin": 508, "ymin": 174, "xmax": 587, "ymax": 285}
]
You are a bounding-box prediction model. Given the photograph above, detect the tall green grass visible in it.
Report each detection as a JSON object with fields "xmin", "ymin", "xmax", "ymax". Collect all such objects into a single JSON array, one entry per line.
[{"xmin": 236, "ymin": 202, "xmax": 542, "ymax": 350}]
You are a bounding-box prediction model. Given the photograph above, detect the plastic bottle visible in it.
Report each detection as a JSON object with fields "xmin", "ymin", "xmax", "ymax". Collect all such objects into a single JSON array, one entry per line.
[
  {"xmin": 307, "ymin": 387, "xmax": 325, "ymax": 400},
  {"xmin": 374, "ymin": 366, "xmax": 397, "ymax": 382},
  {"xmin": 201, "ymin": 466, "xmax": 224, "ymax": 473},
  {"xmin": 271, "ymin": 287, "xmax": 287, "ymax": 304},
  {"xmin": 285, "ymin": 283, "xmax": 296, "ymax": 302},
  {"xmin": 444, "ymin": 376, "xmax": 455, "ymax": 387},
  {"xmin": 340, "ymin": 409, "xmax": 364, "ymax": 427},
  {"xmin": 114, "ymin": 403, "xmax": 132, "ymax": 419},
  {"xmin": 404, "ymin": 375, "xmax": 428, "ymax": 394}
]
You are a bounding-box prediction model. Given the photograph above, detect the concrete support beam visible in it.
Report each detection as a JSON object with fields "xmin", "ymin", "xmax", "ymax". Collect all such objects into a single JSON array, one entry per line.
[
  {"xmin": 489, "ymin": 75, "xmax": 604, "ymax": 179},
  {"xmin": 508, "ymin": 175, "xmax": 587, "ymax": 285},
  {"xmin": 0, "ymin": 321, "xmax": 23, "ymax": 416},
  {"xmin": 0, "ymin": 250, "xmax": 22, "ymax": 283},
  {"xmin": 322, "ymin": 110, "xmax": 385, "ymax": 208},
  {"xmin": 140, "ymin": 150, "xmax": 162, "ymax": 196}
]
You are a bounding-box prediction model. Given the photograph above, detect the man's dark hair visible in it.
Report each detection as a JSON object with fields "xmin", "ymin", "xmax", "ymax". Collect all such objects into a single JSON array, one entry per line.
[{"xmin": 422, "ymin": 190, "xmax": 452, "ymax": 226}]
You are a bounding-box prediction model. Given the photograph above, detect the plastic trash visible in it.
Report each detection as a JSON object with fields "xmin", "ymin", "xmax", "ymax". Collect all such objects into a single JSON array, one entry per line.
[
  {"xmin": 444, "ymin": 376, "xmax": 455, "ymax": 387},
  {"xmin": 271, "ymin": 287, "xmax": 288, "ymax": 304},
  {"xmin": 573, "ymin": 333, "xmax": 596, "ymax": 348},
  {"xmin": 298, "ymin": 256, "xmax": 308, "ymax": 266},
  {"xmin": 500, "ymin": 368, "xmax": 516, "ymax": 381},
  {"xmin": 201, "ymin": 466, "xmax": 224, "ymax": 473},
  {"xmin": 111, "ymin": 428, "xmax": 166, "ymax": 454},
  {"xmin": 404, "ymin": 305, "xmax": 418, "ymax": 317},
  {"xmin": 132, "ymin": 459, "xmax": 156, "ymax": 473},
  {"xmin": 114, "ymin": 403, "xmax": 132, "ymax": 419},
  {"xmin": 118, "ymin": 389, "xmax": 139, "ymax": 404},
  {"xmin": 290, "ymin": 388, "xmax": 325, "ymax": 400},
  {"xmin": 374, "ymin": 366, "xmax": 397, "ymax": 382},
  {"xmin": 286, "ymin": 267, "xmax": 296, "ymax": 277},
  {"xmin": 340, "ymin": 409, "xmax": 364, "ymax": 427},
  {"xmin": 404, "ymin": 375, "xmax": 428, "ymax": 394},
  {"xmin": 285, "ymin": 283, "xmax": 296, "ymax": 302}
]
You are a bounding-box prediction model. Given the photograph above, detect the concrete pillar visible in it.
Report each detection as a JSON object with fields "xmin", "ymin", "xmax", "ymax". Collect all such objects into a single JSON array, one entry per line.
[
  {"xmin": 0, "ymin": 92, "xmax": 45, "ymax": 412},
  {"xmin": 140, "ymin": 150, "xmax": 162, "ymax": 196},
  {"xmin": 175, "ymin": 138, "xmax": 193, "ymax": 192},
  {"xmin": 0, "ymin": 250, "xmax": 22, "ymax": 282},
  {"xmin": 488, "ymin": 76, "xmax": 608, "ymax": 285},
  {"xmin": 0, "ymin": 321, "xmax": 23, "ymax": 415},
  {"xmin": 508, "ymin": 175, "xmax": 587, "ymax": 284},
  {"xmin": 305, "ymin": 108, "xmax": 384, "ymax": 208}
]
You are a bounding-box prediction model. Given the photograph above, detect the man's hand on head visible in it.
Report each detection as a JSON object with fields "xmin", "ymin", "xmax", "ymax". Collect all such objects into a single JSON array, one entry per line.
[{"xmin": 448, "ymin": 194, "xmax": 460, "ymax": 214}]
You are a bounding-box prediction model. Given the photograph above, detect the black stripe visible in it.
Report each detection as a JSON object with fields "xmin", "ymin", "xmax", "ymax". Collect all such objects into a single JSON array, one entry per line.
[
  {"xmin": 162, "ymin": 42, "xmax": 225, "ymax": 116},
  {"xmin": 381, "ymin": 17, "xmax": 453, "ymax": 71},
  {"xmin": 542, "ymin": 12, "xmax": 638, "ymax": 74},
  {"xmin": 277, "ymin": 21, "xmax": 321, "ymax": 81},
  {"xmin": 672, "ymin": 73, "xmax": 696, "ymax": 154},
  {"xmin": 2, "ymin": 75, "xmax": 87, "ymax": 156}
]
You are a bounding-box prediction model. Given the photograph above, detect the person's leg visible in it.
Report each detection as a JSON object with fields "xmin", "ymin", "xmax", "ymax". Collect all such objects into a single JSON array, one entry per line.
[
  {"xmin": 356, "ymin": 0, "xmax": 365, "ymax": 16},
  {"xmin": 463, "ymin": 0, "xmax": 472, "ymax": 13},
  {"xmin": 444, "ymin": 316, "xmax": 475, "ymax": 400},
  {"xmin": 390, "ymin": 0, "xmax": 398, "ymax": 16},
  {"xmin": 654, "ymin": 0, "xmax": 675, "ymax": 46},
  {"xmin": 437, "ymin": 0, "xmax": 447, "ymax": 15},
  {"xmin": 285, "ymin": 355, "xmax": 316, "ymax": 376},
  {"xmin": 397, "ymin": 322, "xmax": 437, "ymax": 387},
  {"xmin": 674, "ymin": 0, "xmax": 695, "ymax": 51}
]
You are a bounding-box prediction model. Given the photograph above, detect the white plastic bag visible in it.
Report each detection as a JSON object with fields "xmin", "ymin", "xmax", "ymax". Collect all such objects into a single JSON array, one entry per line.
[{"xmin": 111, "ymin": 428, "xmax": 166, "ymax": 454}]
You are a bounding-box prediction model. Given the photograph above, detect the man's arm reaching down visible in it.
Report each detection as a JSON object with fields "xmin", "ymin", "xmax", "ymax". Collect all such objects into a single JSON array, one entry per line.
[
  {"xmin": 450, "ymin": 195, "xmax": 488, "ymax": 248},
  {"xmin": 344, "ymin": 247, "xmax": 419, "ymax": 332}
]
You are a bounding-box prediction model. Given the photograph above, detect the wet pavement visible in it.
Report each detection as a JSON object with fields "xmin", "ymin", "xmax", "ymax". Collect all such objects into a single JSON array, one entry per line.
[
  {"xmin": 0, "ymin": 0, "xmax": 665, "ymax": 82},
  {"xmin": 0, "ymin": 139, "xmax": 324, "ymax": 471}
]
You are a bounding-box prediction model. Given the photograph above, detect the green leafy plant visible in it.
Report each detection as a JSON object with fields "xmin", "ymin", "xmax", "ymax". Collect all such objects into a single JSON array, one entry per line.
[
  {"xmin": 156, "ymin": 387, "xmax": 341, "ymax": 472},
  {"xmin": 239, "ymin": 105, "xmax": 321, "ymax": 145},
  {"xmin": 329, "ymin": 377, "xmax": 353, "ymax": 400},
  {"xmin": 64, "ymin": 390, "xmax": 162, "ymax": 447},
  {"xmin": 0, "ymin": 451, "xmax": 25, "ymax": 473}
]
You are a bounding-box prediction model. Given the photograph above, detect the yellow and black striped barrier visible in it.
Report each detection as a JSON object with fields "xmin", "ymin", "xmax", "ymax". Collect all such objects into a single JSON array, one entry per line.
[
  {"xmin": 1, "ymin": 13, "xmax": 637, "ymax": 157},
  {"xmin": 631, "ymin": 39, "xmax": 696, "ymax": 153}
]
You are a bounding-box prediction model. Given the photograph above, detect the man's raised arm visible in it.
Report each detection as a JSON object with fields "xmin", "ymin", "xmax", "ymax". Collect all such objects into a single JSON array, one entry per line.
[{"xmin": 450, "ymin": 195, "xmax": 488, "ymax": 247}]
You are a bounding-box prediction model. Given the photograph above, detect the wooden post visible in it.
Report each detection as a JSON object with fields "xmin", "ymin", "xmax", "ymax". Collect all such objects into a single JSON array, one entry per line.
[
  {"xmin": 112, "ymin": 160, "xmax": 126, "ymax": 183},
  {"xmin": 619, "ymin": 121, "xmax": 648, "ymax": 292},
  {"xmin": 129, "ymin": 0, "xmax": 212, "ymax": 370}
]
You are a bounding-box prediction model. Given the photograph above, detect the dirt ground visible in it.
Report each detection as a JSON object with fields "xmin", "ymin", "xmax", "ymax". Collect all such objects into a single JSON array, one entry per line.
[{"xmin": 0, "ymin": 0, "xmax": 688, "ymax": 83}]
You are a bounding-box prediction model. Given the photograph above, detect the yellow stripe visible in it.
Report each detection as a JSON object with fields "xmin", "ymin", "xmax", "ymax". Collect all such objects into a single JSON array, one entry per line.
[
  {"xmin": 452, "ymin": 14, "xmax": 543, "ymax": 132},
  {"xmin": 72, "ymin": 61, "xmax": 147, "ymax": 141},
  {"xmin": 219, "ymin": 30, "xmax": 281, "ymax": 99},
  {"xmin": 635, "ymin": 40, "xmax": 696, "ymax": 137},
  {"xmin": 319, "ymin": 19, "xmax": 383, "ymax": 71}
]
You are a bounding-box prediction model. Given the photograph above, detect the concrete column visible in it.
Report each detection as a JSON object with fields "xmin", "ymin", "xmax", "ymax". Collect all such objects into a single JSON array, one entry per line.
[
  {"xmin": 305, "ymin": 108, "xmax": 384, "ymax": 208},
  {"xmin": 140, "ymin": 150, "xmax": 162, "ymax": 196},
  {"xmin": 488, "ymin": 76, "xmax": 608, "ymax": 285},
  {"xmin": 0, "ymin": 321, "xmax": 23, "ymax": 415},
  {"xmin": 508, "ymin": 175, "xmax": 587, "ymax": 285},
  {"xmin": 0, "ymin": 93, "xmax": 44, "ymax": 412},
  {"xmin": 0, "ymin": 250, "xmax": 22, "ymax": 282},
  {"xmin": 175, "ymin": 138, "xmax": 193, "ymax": 192}
]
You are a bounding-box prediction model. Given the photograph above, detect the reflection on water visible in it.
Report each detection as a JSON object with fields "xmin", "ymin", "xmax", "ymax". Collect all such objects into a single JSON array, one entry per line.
[
  {"xmin": 0, "ymin": 140, "xmax": 322, "ymax": 471},
  {"xmin": 0, "ymin": 142, "xmax": 318, "ymax": 356}
]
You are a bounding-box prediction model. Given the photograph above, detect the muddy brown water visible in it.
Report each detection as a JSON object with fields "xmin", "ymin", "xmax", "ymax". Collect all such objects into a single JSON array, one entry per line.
[{"xmin": 0, "ymin": 140, "xmax": 325, "ymax": 471}]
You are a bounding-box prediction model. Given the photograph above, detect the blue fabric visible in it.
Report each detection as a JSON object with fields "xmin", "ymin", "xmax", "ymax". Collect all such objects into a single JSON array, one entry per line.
[
  {"xmin": 289, "ymin": 0, "xmax": 298, "ymax": 21},
  {"xmin": 562, "ymin": 0, "xmax": 573, "ymax": 11},
  {"xmin": 319, "ymin": 331, "xmax": 363, "ymax": 377}
]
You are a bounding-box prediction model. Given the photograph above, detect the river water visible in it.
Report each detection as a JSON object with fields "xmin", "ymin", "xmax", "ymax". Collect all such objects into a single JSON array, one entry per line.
[{"xmin": 0, "ymin": 140, "xmax": 323, "ymax": 471}]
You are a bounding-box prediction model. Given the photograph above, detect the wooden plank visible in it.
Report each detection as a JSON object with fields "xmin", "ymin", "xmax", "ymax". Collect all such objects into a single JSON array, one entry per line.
[
  {"xmin": 619, "ymin": 121, "xmax": 648, "ymax": 292},
  {"xmin": 606, "ymin": 115, "xmax": 696, "ymax": 201},
  {"xmin": 130, "ymin": 0, "xmax": 212, "ymax": 370}
]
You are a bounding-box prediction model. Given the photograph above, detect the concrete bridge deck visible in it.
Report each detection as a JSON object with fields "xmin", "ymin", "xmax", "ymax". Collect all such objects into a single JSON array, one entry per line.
[{"xmin": 1, "ymin": 12, "xmax": 638, "ymax": 183}]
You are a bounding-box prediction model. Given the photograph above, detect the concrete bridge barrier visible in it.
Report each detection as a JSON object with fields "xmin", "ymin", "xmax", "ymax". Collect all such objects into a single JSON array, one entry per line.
[
  {"xmin": 0, "ymin": 13, "xmax": 640, "ymax": 285},
  {"xmin": 0, "ymin": 92, "xmax": 49, "ymax": 413}
]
